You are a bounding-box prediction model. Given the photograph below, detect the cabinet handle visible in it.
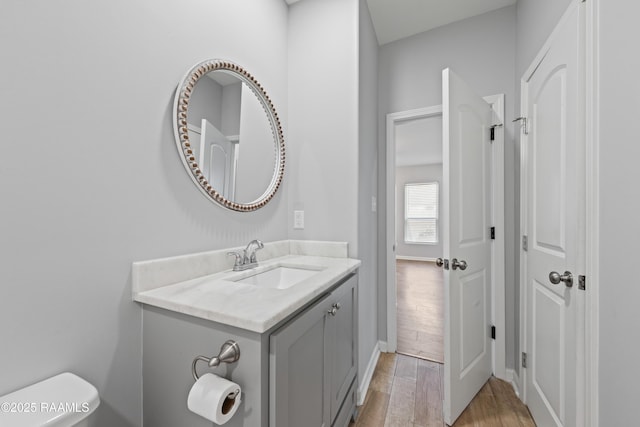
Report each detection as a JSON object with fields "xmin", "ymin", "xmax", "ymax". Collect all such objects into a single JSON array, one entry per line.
[{"xmin": 328, "ymin": 303, "xmax": 341, "ymax": 316}]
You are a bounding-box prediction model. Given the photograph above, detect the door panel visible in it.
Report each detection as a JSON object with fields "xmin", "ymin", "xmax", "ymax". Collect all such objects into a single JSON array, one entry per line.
[
  {"xmin": 533, "ymin": 68, "xmax": 567, "ymax": 255},
  {"xmin": 201, "ymin": 119, "xmax": 237, "ymax": 199},
  {"xmin": 459, "ymin": 107, "xmax": 487, "ymax": 245},
  {"xmin": 533, "ymin": 283, "xmax": 565, "ymax": 421},
  {"xmin": 523, "ymin": 3, "xmax": 584, "ymax": 426},
  {"xmin": 460, "ymin": 271, "xmax": 487, "ymax": 374},
  {"xmin": 270, "ymin": 295, "xmax": 331, "ymax": 427},
  {"xmin": 443, "ymin": 68, "xmax": 493, "ymax": 425}
]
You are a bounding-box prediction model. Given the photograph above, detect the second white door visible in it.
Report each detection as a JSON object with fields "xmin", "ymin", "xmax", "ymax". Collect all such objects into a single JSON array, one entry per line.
[{"xmin": 521, "ymin": 2, "xmax": 585, "ymax": 426}]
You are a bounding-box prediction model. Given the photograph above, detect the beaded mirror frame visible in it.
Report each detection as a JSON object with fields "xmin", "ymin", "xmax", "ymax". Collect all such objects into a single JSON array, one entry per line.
[{"xmin": 173, "ymin": 59, "xmax": 285, "ymax": 212}]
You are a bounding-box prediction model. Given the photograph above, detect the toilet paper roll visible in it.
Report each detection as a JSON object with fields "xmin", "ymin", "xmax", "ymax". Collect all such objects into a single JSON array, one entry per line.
[{"xmin": 187, "ymin": 373, "xmax": 242, "ymax": 425}]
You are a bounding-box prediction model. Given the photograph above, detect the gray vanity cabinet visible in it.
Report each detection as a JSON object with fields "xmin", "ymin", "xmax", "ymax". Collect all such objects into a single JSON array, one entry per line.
[
  {"xmin": 327, "ymin": 274, "xmax": 357, "ymax": 424},
  {"xmin": 269, "ymin": 273, "xmax": 358, "ymax": 427},
  {"xmin": 140, "ymin": 269, "xmax": 358, "ymax": 427}
]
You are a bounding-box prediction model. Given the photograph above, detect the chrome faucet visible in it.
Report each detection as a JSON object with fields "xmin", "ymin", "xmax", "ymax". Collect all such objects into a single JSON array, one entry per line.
[
  {"xmin": 227, "ymin": 239, "xmax": 264, "ymax": 271},
  {"xmin": 244, "ymin": 239, "xmax": 264, "ymax": 263}
]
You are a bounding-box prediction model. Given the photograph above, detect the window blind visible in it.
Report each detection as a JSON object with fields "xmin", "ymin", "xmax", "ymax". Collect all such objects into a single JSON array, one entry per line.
[{"xmin": 405, "ymin": 182, "xmax": 438, "ymax": 244}]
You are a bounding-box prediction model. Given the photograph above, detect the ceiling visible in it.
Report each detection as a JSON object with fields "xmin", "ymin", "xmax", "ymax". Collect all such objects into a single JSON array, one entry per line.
[
  {"xmin": 285, "ymin": 0, "xmax": 516, "ymax": 45},
  {"xmin": 366, "ymin": 0, "xmax": 516, "ymax": 45}
]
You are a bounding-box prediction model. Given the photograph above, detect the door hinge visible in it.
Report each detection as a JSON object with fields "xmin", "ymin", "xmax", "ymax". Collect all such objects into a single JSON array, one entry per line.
[
  {"xmin": 490, "ymin": 325, "xmax": 496, "ymax": 340},
  {"xmin": 579, "ymin": 275, "xmax": 586, "ymax": 290},
  {"xmin": 522, "ymin": 352, "xmax": 528, "ymax": 368},
  {"xmin": 490, "ymin": 227, "xmax": 496, "ymax": 240},
  {"xmin": 489, "ymin": 124, "xmax": 502, "ymax": 142},
  {"xmin": 513, "ymin": 116, "xmax": 528, "ymax": 135},
  {"xmin": 522, "ymin": 235, "xmax": 528, "ymax": 251}
]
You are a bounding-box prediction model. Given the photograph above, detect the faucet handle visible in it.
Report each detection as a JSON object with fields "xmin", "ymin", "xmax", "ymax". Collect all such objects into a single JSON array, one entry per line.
[{"xmin": 227, "ymin": 251, "xmax": 244, "ymax": 270}]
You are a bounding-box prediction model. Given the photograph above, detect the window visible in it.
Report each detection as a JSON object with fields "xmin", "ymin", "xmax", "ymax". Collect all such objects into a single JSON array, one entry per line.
[{"xmin": 404, "ymin": 182, "xmax": 438, "ymax": 244}]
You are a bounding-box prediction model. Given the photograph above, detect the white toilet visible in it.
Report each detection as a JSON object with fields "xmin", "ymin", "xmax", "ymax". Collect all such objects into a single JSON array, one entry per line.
[{"xmin": 0, "ymin": 372, "xmax": 100, "ymax": 426}]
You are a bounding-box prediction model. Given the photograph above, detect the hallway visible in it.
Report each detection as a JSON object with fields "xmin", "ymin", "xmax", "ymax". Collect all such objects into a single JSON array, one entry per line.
[{"xmin": 351, "ymin": 353, "xmax": 534, "ymax": 426}]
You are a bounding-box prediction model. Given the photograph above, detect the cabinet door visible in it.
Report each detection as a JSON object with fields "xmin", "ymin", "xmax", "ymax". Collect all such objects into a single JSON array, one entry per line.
[
  {"xmin": 328, "ymin": 275, "xmax": 357, "ymax": 423},
  {"xmin": 270, "ymin": 294, "xmax": 331, "ymax": 427}
]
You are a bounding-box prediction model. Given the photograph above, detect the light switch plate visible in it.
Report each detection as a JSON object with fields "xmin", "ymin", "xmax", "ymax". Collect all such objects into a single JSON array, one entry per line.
[{"xmin": 294, "ymin": 210, "xmax": 304, "ymax": 229}]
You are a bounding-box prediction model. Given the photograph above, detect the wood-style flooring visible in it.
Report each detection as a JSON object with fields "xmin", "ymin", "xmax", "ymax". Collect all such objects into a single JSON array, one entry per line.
[
  {"xmin": 396, "ymin": 260, "xmax": 444, "ymax": 363},
  {"xmin": 350, "ymin": 353, "xmax": 535, "ymax": 427}
]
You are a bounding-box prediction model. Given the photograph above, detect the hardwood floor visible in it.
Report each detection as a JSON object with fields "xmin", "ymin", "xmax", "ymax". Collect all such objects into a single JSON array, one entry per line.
[
  {"xmin": 350, "ymin": 353, "xmax": 535, "ymax": 427},
  {"xmin": 396, "ymin": 260, "xmax": 444, "ymax": 363}
]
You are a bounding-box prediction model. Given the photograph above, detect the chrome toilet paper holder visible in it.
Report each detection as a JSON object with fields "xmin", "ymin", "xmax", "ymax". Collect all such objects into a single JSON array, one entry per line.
[{"xmin": 192, "ymin": 340, "xmax": 241, "ymax": 381}]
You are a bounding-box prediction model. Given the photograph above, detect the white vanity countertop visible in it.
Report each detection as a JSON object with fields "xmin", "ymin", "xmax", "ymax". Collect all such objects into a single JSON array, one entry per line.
[{"xmin": 134, "ymin": 254, "xmax": 360, "ymax": 333}]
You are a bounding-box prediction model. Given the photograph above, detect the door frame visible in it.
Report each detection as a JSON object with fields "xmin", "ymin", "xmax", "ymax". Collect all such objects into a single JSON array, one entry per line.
[
  {"xmin": 584, "ymin": 0, "xmax": 599, "ymax": 426},
  {"xmin": 385, "ymin": 94, "xmax": 506, "ymax": 380},
  {"xmin": 518, "ymin": 0, "xmax": 598, "ymax": 425}
]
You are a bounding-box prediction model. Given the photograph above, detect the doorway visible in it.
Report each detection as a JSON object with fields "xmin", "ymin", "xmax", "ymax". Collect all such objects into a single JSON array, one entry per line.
[
  {"xmin": 385, "ymin": 86, "xmax": 506, "ymax": 424},
  {"xmin": 385, "ymin": 96, "xmax": 506, "ymax": 374},
  {"xmin": 393, "ymin": 112, "xmax": 445, "ymax": 363}
]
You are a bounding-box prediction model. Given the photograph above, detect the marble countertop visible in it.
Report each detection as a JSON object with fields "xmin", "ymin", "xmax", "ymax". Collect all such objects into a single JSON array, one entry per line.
[{"xmin": 134, "ymin": 254, "xmax": 360, "ymax": 333}]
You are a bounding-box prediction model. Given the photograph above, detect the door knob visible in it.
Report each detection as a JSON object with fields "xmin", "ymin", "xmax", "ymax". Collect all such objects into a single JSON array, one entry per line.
[
  {"xmin": 549, "ymin": 271, "xmax": 573, "ymax": 287},
  {"xmin": 435, "ymin": 258, "xmax": 449, "ymax": 270},
  {"xmin": 451, "ymin": 258, "xmax": 467, "ymax": 270}
]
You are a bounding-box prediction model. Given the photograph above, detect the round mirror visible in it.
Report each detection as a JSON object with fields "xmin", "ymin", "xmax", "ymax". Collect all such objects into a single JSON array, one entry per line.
[{"xmin": 173, "ymin": 60, "xmax": 285, "ymax": 211}]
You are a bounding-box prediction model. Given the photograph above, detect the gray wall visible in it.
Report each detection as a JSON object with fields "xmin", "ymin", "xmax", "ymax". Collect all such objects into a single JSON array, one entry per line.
[
  {"xmin": 358, "ymin": 0, "xmax": 380, "ymax": 386},
  {"xmin": 514, "ymin": 0, "xmax": 573, "ymax": 378},
  {"xmin": 598, "ymin": 0, "xmax": 640, "ymax": 424},
  {"xmin": 188, "ymin": 76, "xmax": 224, "ymax": 131},
  {"xmin": 188, "ymin": 79, "xmax": 242, "ymax": 138},
  {"xmin": 222, "ymin": 82, "xmax": 242, "ymax": 136},
  {"xmin": 287, "ymin": 0, "xmax": 359, "ymax": 257},
  {"xmin": 377, "ymin": 5, "xmax": 517, "ymax": 368},
  {"xmin": 0, "ymin": 1, "xmax": 289, "ymax": 425},
  {"xmin": 288, "ymin": 0, "xmax": 378, "ymax": 392},
  {"xmin": 235, "ymin": 83, "xmax": 277, "ymax": 203},
  {"xmin": 395, "ymin": 164, "xmax": 443, "ymax": 260}
]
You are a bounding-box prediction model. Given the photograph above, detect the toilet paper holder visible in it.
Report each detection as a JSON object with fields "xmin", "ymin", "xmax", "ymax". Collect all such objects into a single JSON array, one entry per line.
[{"xmin": 192, "ymin": 340, "xmax": 241, "ymax": 381}]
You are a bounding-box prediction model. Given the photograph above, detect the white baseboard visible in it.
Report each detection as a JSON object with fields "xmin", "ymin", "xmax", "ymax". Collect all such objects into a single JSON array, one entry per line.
[
  {"xmin": 395, "ymin": 255, "xmax": 437, "ymax": 262},
  {"xmin": 357, "ymin": 342, "xmax": 381, "ymax": 406},
  {"xmin": 378, "ymin": 340, "xmax": 389, "ymax": 353},
  {"xmin": 506, "ymin": 368, "xmax": 522, "ymax": 399}
]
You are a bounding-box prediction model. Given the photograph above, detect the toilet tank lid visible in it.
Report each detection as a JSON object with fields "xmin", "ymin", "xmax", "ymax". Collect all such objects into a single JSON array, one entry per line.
[{"xmin": 0, "ymin": 372, "xmax": 100, "ymax": 426}]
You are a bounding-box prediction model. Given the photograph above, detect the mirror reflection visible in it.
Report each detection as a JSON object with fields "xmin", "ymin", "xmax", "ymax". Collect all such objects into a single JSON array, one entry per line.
[{"xmin": 187, "ymin": 70, "xmax": 276, "ymax": 204}]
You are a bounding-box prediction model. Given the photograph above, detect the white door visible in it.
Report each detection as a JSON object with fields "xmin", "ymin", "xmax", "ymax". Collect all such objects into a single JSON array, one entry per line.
[
  {"xmin": 442, "ymin": 68, "xmax": 493, "ymax": 425},
  {"xmin": 200, "ymin": 119, "xmax": 237, "ymax": 199},
  {"xmin": 522, "ymin": 3, "xmax": 584, "ymax": 426}
]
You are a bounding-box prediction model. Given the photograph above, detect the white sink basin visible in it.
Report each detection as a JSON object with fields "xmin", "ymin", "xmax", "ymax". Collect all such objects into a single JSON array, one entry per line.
[{"xmin": 233, "ymin": 265, "xmax": 323, "ymax": 289}]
